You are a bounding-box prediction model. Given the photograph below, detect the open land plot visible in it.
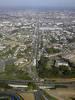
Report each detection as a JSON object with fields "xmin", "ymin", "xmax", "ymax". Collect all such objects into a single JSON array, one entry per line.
[
  {"xmin": 20, "ymin": 92, "xmax": 35, "ymax": 100},
  {"xmin": 45, "ymin": 88, "xmax": 75, "ymax": 100}
]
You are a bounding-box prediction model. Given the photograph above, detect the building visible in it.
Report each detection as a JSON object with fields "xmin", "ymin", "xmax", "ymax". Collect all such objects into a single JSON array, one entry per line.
[{"xmin": 55, "ymin": 59, "xmax": 69, "ymax": 68}]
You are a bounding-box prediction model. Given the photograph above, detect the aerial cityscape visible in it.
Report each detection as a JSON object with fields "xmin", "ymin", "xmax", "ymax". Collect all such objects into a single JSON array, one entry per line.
[{"xmin": 0, "ymin": 0, "xmax": 75, "ymax": 100}]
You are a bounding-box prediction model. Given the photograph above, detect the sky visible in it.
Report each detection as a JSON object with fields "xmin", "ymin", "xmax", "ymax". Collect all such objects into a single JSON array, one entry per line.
[{"xmin": 0, "ymin": 0, "xmax": 75, "ymax": 8}]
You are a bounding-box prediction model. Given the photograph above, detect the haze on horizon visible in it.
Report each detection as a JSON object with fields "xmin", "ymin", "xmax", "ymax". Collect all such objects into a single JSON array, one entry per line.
[{"xmin": 0, "ymin": 0, "xmax": 75, "ymax": 8}]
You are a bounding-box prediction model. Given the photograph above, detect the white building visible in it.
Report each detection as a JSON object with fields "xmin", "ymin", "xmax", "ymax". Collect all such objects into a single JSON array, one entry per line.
[{"xmin": 55, "ymin": 59, "xmax": 69, "ymax": 68}]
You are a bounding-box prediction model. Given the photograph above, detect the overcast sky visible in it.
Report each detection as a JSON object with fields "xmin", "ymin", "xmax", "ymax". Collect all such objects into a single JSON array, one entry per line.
[{"xmin": 0, "ymin": 0, "xmax": 75, "ymax": 8}]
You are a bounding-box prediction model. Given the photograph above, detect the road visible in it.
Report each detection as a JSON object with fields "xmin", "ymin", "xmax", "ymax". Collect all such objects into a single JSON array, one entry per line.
[
  {"xmin": 0, "ymin": 79, "xmax": 75, "ymax": 100},
  {"xmin": 34, "ymin": 90, "xmax": 42, "ymax": 100},
  {"xmin": 0, "ymin": 79, "xmax": 75, "ymax": 86},
  {"xmin": 34, "ymin": 90, "xmax": 49, "ymax": 100}
]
